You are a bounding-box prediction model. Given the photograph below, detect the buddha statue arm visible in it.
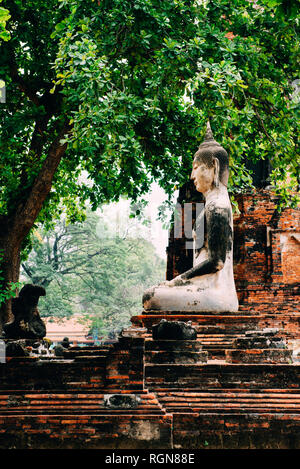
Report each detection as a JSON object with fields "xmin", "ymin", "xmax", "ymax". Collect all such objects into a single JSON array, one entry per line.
[{"xmin": 181, "ymin": 205, "xmax": 232, "ymax": 280}]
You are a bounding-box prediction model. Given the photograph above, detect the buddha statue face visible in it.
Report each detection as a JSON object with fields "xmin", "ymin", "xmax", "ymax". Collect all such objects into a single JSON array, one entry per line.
[
  {"xmin": 191, "ymin": 156, "xmax": 219, "ymax": 194},
  {"xmin": 192, "ymin": 122, "xmax": 229, "ymax": 189}
]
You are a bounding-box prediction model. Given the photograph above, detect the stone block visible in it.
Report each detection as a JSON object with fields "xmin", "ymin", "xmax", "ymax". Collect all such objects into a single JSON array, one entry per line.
[
  {"xmin": 104, "ymin": 394, "xmax": 141, "ymax": 409},
  {"xmin": 152, "ymin": 319, "xmax": 197, "ymax": 340}
]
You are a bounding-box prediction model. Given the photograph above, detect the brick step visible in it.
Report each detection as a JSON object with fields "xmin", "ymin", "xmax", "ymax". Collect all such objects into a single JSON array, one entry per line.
[
  {"xmin": 145, "ymin": 363, "xmax": 300, "ymax": 387},
  {"xmin": 0, "ymin": 392, "xmax": 160, "ymax": 401},
  {"xmin": 197, "ymin": 335, "xmax": 241, "ymax": 339},
  {"xmin": 0, "ymin": 390, "xmax": 157, "ymax": 397},
  {"xmin": 198, "ymin": 339, "xmax": 236, "ymax": 343},
  {"xmin": 0, "ymin": 391, "xmax": 159, "ymax": 399},
  {"xmin": 0, "ymin": 392, "xmax": 165, "ymax": 415},
  {"xmin": 63, "ymin": 351, "xmax": 110, "ymax": 358},
  {"xmin": 0, "ymin": 394, "xmax": 158, "ymax": 402},
  {"xmin": 72, "ymin": 356, "xmax": 107, "ymax": 361},
  {"xmin": 0, "ymin": 395, "xmax": 162, "ymax": 403},
  {"xmin": 66, "ymin": 346, "xmax": 112, "ymax": 351},
  {"xmin": 156, "ymin": 390, "xmax": 300, "ymax": 414},
  {"xmin": 3, "ymin": 389, "xmax": 298, "ymax": 396},
  {"xmin": 199, "ymin": 342, "xmax": 235, "ymax": 346},
  {"xmin": 158, "ymin": 408, "xmax": 300, "ymax": 415},
  {"xmin": 152, "ymin": 387, "xmax": 300, "ymax": 394},
  {"xmin": 197, "ymin": 337, "xmax": 241, "ymax": 347},
  {"xmin": 145, "ymin": 340, "xmax": 203, "ymax": 351},
  {"xmin": 0, "ymin": 408, "xmax": 165, "ymax": 415},
  {"xmin": 158, "ymin": 399, "xmax": 300, "ymax": 406},
  {"xmin": 157, "ymin": 406, "xmax": 300, "ymax": 414},
  {"xmin": 155, "ymin": 388, "xmax": 300, "ymax": 399},
  {"xmin": 145, "ymin": 350, "xmax": 208, "ymax": 364},
  {"xmin": 0, "ymin": 400, "xmax": 161, "ymax": 407},
  {"xmin": 201, "ymin": 345, "xmax": 233, "ymax": 349},
  {"xmin": 157, "ymin": 394, "xmax": 300, "ymax": 401}
]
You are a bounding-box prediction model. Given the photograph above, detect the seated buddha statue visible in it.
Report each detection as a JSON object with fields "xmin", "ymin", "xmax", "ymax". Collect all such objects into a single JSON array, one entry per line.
[{"xmin": 143, "ymin": 122, "xmax": 239, "ymax": 312}]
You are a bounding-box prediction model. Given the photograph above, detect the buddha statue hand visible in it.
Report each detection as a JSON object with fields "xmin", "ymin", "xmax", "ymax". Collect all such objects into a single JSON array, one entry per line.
[{"xmin": 163, "ymin": 275, "xmax": 191, "ymax": 287}]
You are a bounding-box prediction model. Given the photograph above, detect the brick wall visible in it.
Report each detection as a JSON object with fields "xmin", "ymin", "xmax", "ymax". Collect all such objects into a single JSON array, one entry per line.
[{"xmin": 233, "ymin": 190, "xmax": 299, "ymax": 317}]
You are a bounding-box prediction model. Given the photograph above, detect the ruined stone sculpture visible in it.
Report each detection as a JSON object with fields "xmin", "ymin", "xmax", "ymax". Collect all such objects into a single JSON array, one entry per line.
[
  {"xmin": 152, "ymin": 319, "xmax": 197, "ymax": 340},
  {"xmin": 143, "ymin": 122, "xmax": 239, "ymax": 312},
  {"xmin": 4, "ymin": 284, "xmax": 47, "ymax": 339}
]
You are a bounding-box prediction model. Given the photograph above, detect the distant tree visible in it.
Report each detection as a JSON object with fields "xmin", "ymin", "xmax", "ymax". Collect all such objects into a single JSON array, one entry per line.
[
  {"xmin": 21, "ymin": 210, "xmax": 165, "ymax": 336},
  {"xmin": 0, "ymin": 0, "xmax": 298, "ymax": 325}
]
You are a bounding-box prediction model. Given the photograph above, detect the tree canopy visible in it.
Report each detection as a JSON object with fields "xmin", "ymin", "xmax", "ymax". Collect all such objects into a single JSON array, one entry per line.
[
  {"xmin": 0, "ymin": 0, "xmax": 299, "ymax": 322},
  {"xmin": 1, "ymin": 0, "xmax": 299, "ymax": 221},
  {"xmin": 52, "ymin": 0, "xmax": 299, "ymax": 204}
]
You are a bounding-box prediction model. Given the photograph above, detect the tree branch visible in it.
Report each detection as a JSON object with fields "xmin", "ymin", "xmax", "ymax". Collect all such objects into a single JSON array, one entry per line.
[
  {"xmin": 59, "ymin": 249, "xmax": 111, "ymax": 275},
  {"xmin": 21, "ymin": 262, "xmax": 33, "ymax": 280},
  {"xmin": 253, "ymin": 106, "xmax": 276, "ymax": 146},
  {"xmin": 12, "ymin": 122, "xmax": 72, "ymax": 242},
  {"xmin": 7, "ymin": 46, "xmax": 41, "ymax": 106}
]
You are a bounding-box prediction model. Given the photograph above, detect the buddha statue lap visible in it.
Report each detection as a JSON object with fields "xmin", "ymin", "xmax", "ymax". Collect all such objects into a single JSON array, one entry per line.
[{"xmin": 143, "ymin": 123, "xmax": 239, "ymax": 312}]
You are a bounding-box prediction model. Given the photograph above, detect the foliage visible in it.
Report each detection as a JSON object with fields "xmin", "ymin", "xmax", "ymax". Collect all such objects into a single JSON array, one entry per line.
[
  {"xmin": 0, "ymin": 0, "xmax": 298, "ymax": 235},
  {"xmin": 50, "ymin": 0, "xmax": 299, "ymax": 206},
  {"xmin": 21, "ymin": 209, "xmax": 165, "ymax": 337},
  {"xmin": 0, "ymin": 1, "xmax": 10, "ymax": 42}
]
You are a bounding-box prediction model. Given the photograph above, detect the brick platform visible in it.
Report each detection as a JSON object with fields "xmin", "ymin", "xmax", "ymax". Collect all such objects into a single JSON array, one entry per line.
[
  {"xmin": 0, "ymin": 333, "xmax": 299, "ymax": 448},
  {"xmin": 0, "ymin": 338, "xmax": 172, "ymax": 449}
]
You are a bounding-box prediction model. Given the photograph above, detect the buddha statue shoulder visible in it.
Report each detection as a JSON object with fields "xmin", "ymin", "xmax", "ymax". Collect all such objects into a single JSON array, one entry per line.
[{"xmin": 143, "ymin": 122, "xmax": 239, "ymax": 312}]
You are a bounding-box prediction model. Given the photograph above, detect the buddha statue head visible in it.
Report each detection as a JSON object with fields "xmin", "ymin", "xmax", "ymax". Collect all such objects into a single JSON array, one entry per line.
[{"xmin": 191, "ymin": 122, "xmax": 229, "ymax": 194}]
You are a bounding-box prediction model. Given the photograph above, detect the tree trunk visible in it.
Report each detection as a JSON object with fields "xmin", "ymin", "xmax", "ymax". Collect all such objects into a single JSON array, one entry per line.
[
  {"xmin": 0, "ymin": 124, "xmax": 69, "ymax": 332},
  {"xmin": 0, "ymin": 237, "xmax": 21, "ymax": 329},
  {"xmin": 0, "ymin": 215, "xmax": 22, "ymax": 331}
]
